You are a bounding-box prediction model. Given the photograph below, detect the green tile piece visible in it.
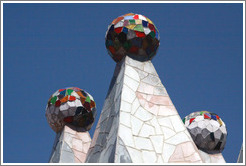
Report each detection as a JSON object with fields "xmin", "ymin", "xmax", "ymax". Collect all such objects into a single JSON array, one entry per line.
[
  {"xmin": 134, "ymin": 24, "xmax": 144, "ymax": 32},
  {"xmin": 129, "ymin": 19, "xmax": 136, "ymax": 25},
  {"xmin": 66, "ymin": 89, "xmax": 73, "ymax": 96},
  {"xmin": 85, "ymin": 96, "xmax": 91, "ymax": 103},
  {"xmin": 50, "ymin": 96, "xmax": 57, "ymax": 104},
  {"xmin": 149, "ymin": 31, "xmax": 155, "ymax": 39}
]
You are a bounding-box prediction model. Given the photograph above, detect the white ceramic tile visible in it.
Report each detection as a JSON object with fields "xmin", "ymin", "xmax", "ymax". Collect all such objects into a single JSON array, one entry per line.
[
  {"xmin": 150, "ymin": 136, "xmax": 164, "ymax": 153},
  {"xmin": 197, "ymin": 121, "xmax": 206, "ymax": 129},
  {"xmin": 131, "ymin": 98, "xmax": 140, "ymax": 115},
  {"xmin": 165, "ymin": 132, "xmax": 190, "ymax": 145},
  {"xmin": 135, "ymin": 106, "xmax": 153, "ymax": 121},
  {"xmin": 157, "ymin": 155, "xmax": 164, "ymax": 163},
  {"xmin": 122, "ymin": 85, "xmax": 136, "ymax": 103},
  {"xmin": 126, "ymin": 147, "xmax": 143, "ymax": 163},
  {"xmin": 125, "ymin": 65, "xmax": 140, "ymax": 82},
  {"xmin": 212, "ymin": 125, "xmax": 219, "ymax": 132},
  {"xmin": 120, "ymin": 112, "xmax": 131, "ymax": 127},
  {"xmin": 195, "ymin": 115, "xmax": 204, "ymax": 122},
  {"xmin": 206, "ymin": 124, "xmax": 213, "ymax": 132},
  {"xmin": 170, "ymin": 116, "xmax": 186, "ymax": 132},
  {"xmin": 124, "ymin": 75, "xmax": 139, "ymax": 92},
  {"xmin": 220, "ymin": 125, "xmax": 227, "ymax": 134},
  {"xmin": 142, "ymin": 74, "xmax": 160, "ymax": 86},
  {"xmin": 143, "ymin": 27, "xmax": 151, "ymax": 35},
  {"xmin": 138, "ymin": 14, "xmax": 147, "ymax": 21},
  {"xmin": 74, "ymin": 99, "xmax": 82, "ymax": 107},
  {"xmin": 161, "ymin": 126, "xmax": 176, "ymax": 140},
  {"xmin": 67, "ymin": 101, "xmax": 76, "ymax": 107},
  {"xmin": 64, "ymin": 132, "xmax": 73, "ymax": 149},
  {"xmin": 134, "ymin": 137, "xmax": 153, "ymax": 150},
  {"xmin": 158, "ymin": 106, "xmax": 177, "ymax": 116},
  {"xmin": 188, "ymin": 121, "xmax": 198, "ymax": 129},
  {"xmin": 126, "ymin": 56, "xmax": 144, "ymax": 70},
  {"xmin": 118, "ymin": 125, "xmax": 135, "ymax": 147},
  {"xmin": 71, "ymin": 91, "xmax": 80, "ymax": 99},
  {"xmin": 162, "ymin": 143, "xmax": 176, "ymax": 162},
  {"xmin": 120, "ymin": 100, "xmax": 132, "ymax": 113},
  {"xmin": 137, "ymin": 82, "xmax": 154, "ymax": 94},
  {"xmin": 210, "ymin": 119, "xmax": 220, "ymax": 128},
  {"xmin": 60, "ymin": 103, "xmax": 69, "ymax": 111},
  {"xmin": 136, "ymin": 69, "xmax": 148, "ymax": 79},
  {"xmin": 199, "ymin": 150, "xmax": 211, "ymax": 163},
  {"xmin": 131, "ymin": 115, "xmax": 143, "ymax": 135},
  {"xmin": 143, "ymin": 62, "xmax": 158, "ymax": 76},
  {"xmin": 157, "ymin": 117, "xmax": 174, "ymax": 129},
  {"xmin": 150, "ymin": 117, "xmax": 163, "ymax": 135},
  {"xmin": 142, "ymin": 150, "xmax": 157, "ymax": 163},
  {"xmin": 114, "ymin": 21, "xmax": 124, "ymax": 28},
  {"xmin": 139, "ymin": 124, "xmax": 155, "ymax": 137}
]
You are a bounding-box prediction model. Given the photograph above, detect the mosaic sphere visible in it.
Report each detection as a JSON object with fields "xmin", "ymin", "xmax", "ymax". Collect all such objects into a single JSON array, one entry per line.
[
  {"xmin": 45, "ymin": 87, "xmax": 96, "ymax": 133},
  {"xmin": 183, "ymin": 111, "xmax": 227, "ymax": 154},
  {"xmin": 105, "ymin": 13, "xmax": 160, "ymax": 62}
]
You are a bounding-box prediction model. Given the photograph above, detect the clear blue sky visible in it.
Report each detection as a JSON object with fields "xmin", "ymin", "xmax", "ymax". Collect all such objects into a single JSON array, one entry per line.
[{"xmin": 3, "ymin": 2, "xmax": 243, "ymax": 163}]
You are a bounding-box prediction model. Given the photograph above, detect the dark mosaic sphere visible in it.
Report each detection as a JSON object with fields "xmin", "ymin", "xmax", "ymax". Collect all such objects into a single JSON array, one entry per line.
[
  {"xmin": 45, "ymin": 87, "xmax": 96, "ymax": 133},
  {"xmin": 105, "ymin": 13, "xmax": 160, "ymax": 62},
  {"xmin": 183, "ymin": 111, "xmax": 227, "ymax": 154}
]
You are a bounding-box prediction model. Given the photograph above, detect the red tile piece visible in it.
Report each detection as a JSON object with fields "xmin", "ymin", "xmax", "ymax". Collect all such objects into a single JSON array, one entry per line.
[
  {"xmin": 204, "ymin": 114, "xmax": 210, "ymax": 119},
  {"xmin": 115, "ymin": 27, "xmax": 123, "ymax": 33},
  {"xmin": 83, "ymin": 102, "xmax": 91, "ymax": 112},
  {"xmin": 69, "ymin": 96, "xmax": 76, "ymax": 101},
  {"xmin": 148, "ymin": 23, "xmax": 155, "ymax": 32},
  {"xmin": 59, "ymin": 89, "xmax": 66, "ymax": 92},
  {"xmin": 133, "ymin": 15, "xmax": 139, "ymax": 19},
  {"xmin": 190, "ymin": 118, "xmax": 195, "ymax": 124},
  {"xmin": 109, "ymin": 46, "xmax": 116, "ymax": 54},
  {"xmin": 55, "ymin": 100, "xmax": 61, "ymax": 107},
  {"xmin": 135, "ymin": 31, "xmax": 146, "ymax": 38}
]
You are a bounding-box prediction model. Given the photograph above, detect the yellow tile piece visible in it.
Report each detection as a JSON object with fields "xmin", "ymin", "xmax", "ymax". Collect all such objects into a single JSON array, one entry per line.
[
  {"xmin": 146, "ymin": 17, "xmax": 153, "ymax": 24},
  {"xmin": 126, "ymin": 24, "xmax": 136, "ymax": 30}
]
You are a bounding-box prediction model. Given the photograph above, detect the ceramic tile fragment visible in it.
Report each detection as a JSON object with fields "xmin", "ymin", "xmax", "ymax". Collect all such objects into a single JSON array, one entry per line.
[
  {"xmin": 142, "ymin": 150, "xmax": 157, "ymax": 163},
  {"xmin": 134, "ymin": 137, "xmax": 153, "ymax": 150},
  {"xmin": 183, "ymin": 111, "xmax": 227, "ymax": 154}
]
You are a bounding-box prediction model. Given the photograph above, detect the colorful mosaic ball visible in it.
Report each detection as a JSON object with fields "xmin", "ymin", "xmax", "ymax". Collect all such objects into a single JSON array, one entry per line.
[
  {"xmin": 183, "ymin": 111, "xmax": 227, "ymax": 154},
  {"xmin": 45, "ymin": 87, "xmax": 96, "ymax": 133},
  {"xmin": 105, "ymin": 13, "xmax": 160, "ymax": 62}
]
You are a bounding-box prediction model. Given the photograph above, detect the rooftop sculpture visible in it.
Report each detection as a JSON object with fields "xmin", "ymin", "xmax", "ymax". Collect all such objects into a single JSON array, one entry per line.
[
  {"xmin": 46, "ymin": 87, "xmax": 96, "ymax": 163},
  {"xmin": 183, "ymin": 111, "xmax": 227, "ymax": 154},
  {"xmin": 46, "ymin": 87, "xmax": 96, "ymax": 132},
  {"xmin": 105, "ymin": 13, "xmax": 160, "ymax": 62}
]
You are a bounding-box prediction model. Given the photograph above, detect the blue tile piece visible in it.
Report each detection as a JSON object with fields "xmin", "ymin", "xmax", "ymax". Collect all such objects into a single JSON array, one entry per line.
[{"xmin": 142, "ymin": 20, "xmax": 148, "ymax": 27}]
